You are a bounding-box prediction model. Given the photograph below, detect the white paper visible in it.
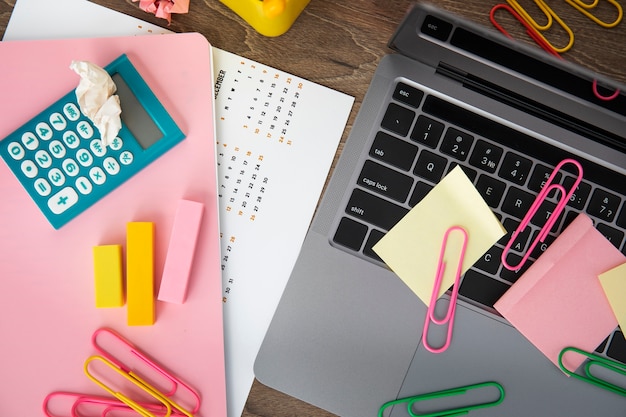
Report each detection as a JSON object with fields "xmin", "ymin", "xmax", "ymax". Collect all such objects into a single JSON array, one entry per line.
[
  {"xmin": 70, "ymin": 60, "xmax": 122, "ymax": 147},
  {"xmin": 4, "ymin": 3, "xmax": 354, "ymax": 417}
]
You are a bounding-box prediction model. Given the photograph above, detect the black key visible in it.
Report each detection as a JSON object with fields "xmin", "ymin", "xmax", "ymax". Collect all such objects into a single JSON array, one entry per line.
[
  {"xmin": 529, "ymin": 198, "xmax": 563, "ymax": 233},
  {"xmin": 528, "ymin": 164, "xmax": 562, "ymax": 193},
  {"xmin": 414, "ymin": 150, "xmax": 447, "ymax": 183},
  {"xmin": 563, "ymin": 177, "xmax": 591, "ymax": 210},
  {"xmin": 358, "ymin": 160, "xmax": 414, "ymax": 203},
  {"xmin": 369, "ymin": 131, "xmax": 418, "ymax": 171},
  {"xmin": 469, "ymin": 139, "xmax": 503, "ymax": 173},
  {"xmin": 596, "ymin": 223, "xmax": 624, "ymax": 249},
  {"xmin": 529, "ymin": 232, "xmax": 557, "ymax": 260},
  {"xmin": 502, "ymin": 186, "xmax": 536, "ymax": 220},
  {"xmin": 500, "ymin": 217, "xmax": 532, "ymax": 254},
  {"xmin": 459, "ymin": 270, "xmax": 510, "ymax": 308},
  {"xmin": 420, "ymin": 14, "xmax": 453, "ymax": 41},
  {"xmin": 392, "ymin": 83, "xmax": 424, "ymax": 108},
  {"xmin": 345, "ymin": 188, "xmax": 409, "ymax": 231},
  {"xmin": 498, "ymin": 152, "xmax": 532, "ymax": 185},
  {"xmin": 500, "ymin": 257, "xmax": 533, "ymax": 283},
  {"xmin": 475, "ymin": 175, "xmax": 506, "ymax": 208},
  {"xmin": 409, "ymin": 182, "xmax": 433, "ymax": 207},
  {"xmin": 561, "ymin": 210, "xmax": 580, "ymax": 231},
  {"xmin": 333, "ymin": 217, "xmax": 368, "ymax": 251},
  {"xmin": 440, "ymin": 127, "xmax": 473, "ymax": 161},
  {"xmin": 617, "ymin": 203, "xmax": 626, "ymax": 229},
  {"xmin": 607, "ymin": 331, "xmax": 626, "ymax": 364},
  {"xmin": 587, "ymin": 188, "xmax": 621, "ymax": 222},
  {"xmin": 381, "ymin": 103, "xmax": 415, "ymax": 137},
  {"xmin": 363, "ymin": 229, "xmax": 385, "ymax": 262},
  {"xmin": 411, "ymin": 115, "xmax": 444, "ymax": 148},
  {"xmin": 473, "ymin": 245, "xmax": 503, "ymax": 275}
]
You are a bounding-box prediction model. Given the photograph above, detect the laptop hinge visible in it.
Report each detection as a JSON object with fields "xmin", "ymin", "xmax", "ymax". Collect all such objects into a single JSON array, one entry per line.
[{"xmin": 435, "ymin": 62, "xmax": 626, "ymax": 154}]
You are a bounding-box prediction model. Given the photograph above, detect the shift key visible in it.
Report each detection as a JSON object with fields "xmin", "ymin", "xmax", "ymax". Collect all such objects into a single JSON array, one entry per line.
[{"xmin": 346, "ymin": 188, "xmax": 409, "ymax": 231}]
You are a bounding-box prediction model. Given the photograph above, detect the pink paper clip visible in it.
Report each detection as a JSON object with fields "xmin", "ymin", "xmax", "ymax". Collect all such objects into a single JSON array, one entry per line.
[
  {"xmin": 42, "ymin": 391, "xmax": 170, "ymax": 417},
  {"xmin": 501, "ymin": 158, "xmax": 583, "ymax": 271},
  {"xmin": 422, "ymin": 226, "xmax": 468, "ymax": 354},
  {"xmin": 91, "ymin": 328, "xmax": 201, "ymax": 416}
]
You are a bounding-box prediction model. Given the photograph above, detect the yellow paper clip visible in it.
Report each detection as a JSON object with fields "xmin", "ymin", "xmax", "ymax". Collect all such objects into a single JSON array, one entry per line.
[
  {"xmin": 559, "ymin": 347, "xmax": 626, "ymax": 396},
  {"xmin": 506, "ymin": 0, "xmax": 575, "ymax": 53},
  {"xmin": 378, "ymin": 381, "xmax": 505, "ymax": 417},
  {"xmin": 501, "ymin": 158, "xmax": 583, "ymax": 271},
  {"xmin": 422, "ymin": 226, "xmax": 468, "ymax": 354},
  {"xmin": 84, "ymin": 355, "xmax": 173, "ymax": 417},
  {"xmin": 564, "ymin": 0, "xmax": 623, "ymax": 28}
]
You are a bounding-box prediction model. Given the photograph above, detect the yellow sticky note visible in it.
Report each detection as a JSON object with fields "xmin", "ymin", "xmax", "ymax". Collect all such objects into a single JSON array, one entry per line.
[
  {"xmin": 373, "ymin": 166, "xmax": 506, "ymax": 306},
  {"xmin": 599, "ymin": 262, "xmax": 626, "ymax": 334}
]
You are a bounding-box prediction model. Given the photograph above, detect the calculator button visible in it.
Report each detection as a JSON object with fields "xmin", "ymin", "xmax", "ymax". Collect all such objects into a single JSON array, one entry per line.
[
  {"xmin": 48, "ymin": 140, "xmax": 66, "ymax": 159},
  {"xmin": 119, "ymin": 151, "xmax": 134, "ymax": 165},
  {"xmin": 76, "ymin": 149, "xmax": 94, "ymax": 167},
  {"xmin": 21, "ymin": 132, "xmax": 39, "ymax": 150},
  {"xmin": 34, "ymin": 178, "xmax": 52, "ymax": 196},
  {"xmin": 75, "ymin": 176, "xmax": 93, "ymax": 195},
  {"xmin": 90, "ymin": 139, "xmax": 106, "ymax": 157},
  {"xmin": 89, "ymin": 167, "xmax": 106, "ymax": 185},
  {"xmin": 49, "ymin": 112, "xmax": 67, "ymax": 131},
  {"xmin": 63, "ymin": 103, "xmax": 81, "ymax": 121},
  {"xmin": 6, "ymin": 142, "xmax": 25, "ymax": 160},
  {"xmin": 34, "ymin": 150, "xmax": 52, "ymax": 168},
  {"xmin": 47, "ymin": 187, "xmax": 79, "ymax": 214},
  {"xmin": 109, "ymin": 137, "xmax": 123, "ymax": 151},
  {"xmin": 63, "ymin": 131, "xmax": 80, "ymax": 149},
  {"xmin": 21, "ymin": 160, "xmax": 38, "ymax": 178},
  {"xmin": 103, "ymin": 157, "xmax": 120, "ymax": 175},
  {"xmin": 77, "ymin": 121, "xmax": 94, "ymax": 139},
  {"xmin": 36, "ymin": 122, "xmax": 53, "ymax": 140},
  {"xmin": 48, "ymin": 168, "xmax": 66, "ymax": 186},
  {"xmin": 62, "ymin": 159, "xmax": 80, "ymax": 177}
]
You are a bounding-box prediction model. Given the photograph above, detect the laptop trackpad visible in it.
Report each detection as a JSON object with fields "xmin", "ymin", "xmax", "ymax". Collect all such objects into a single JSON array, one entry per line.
[{"xmin": 390, "ymin": 303, "xmax": 624, "ymax": 417}]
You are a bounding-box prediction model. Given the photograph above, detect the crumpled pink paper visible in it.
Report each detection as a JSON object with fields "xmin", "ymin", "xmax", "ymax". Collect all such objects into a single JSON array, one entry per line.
[{"xmin": 133, "ymin": 0, "xmax": 190, "ymax": 24}]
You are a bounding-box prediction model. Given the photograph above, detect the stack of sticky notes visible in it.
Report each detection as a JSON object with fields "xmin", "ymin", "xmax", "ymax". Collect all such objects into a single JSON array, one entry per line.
[
  {"xmin": 494, "ymin": 213, "xmax": 626, "ymax": 371},
  {"xmin": 92, "ymin": 199, "xmax": 204, "ymax": 326}
]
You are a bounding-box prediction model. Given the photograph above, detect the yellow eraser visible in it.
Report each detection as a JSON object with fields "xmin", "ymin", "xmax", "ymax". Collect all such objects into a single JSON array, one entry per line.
[
  {"xmin": 126, "ymin": 222, "xmax": 155, "ymax": 326},
  {"xmin": 93, "ymin": 245, "xmax": 124, "ymax": 308}
]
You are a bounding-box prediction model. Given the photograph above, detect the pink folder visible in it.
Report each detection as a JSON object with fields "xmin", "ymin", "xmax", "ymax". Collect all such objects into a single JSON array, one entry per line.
[
  {"xmin": 0, "ymin": 33, "xmax": 226, "ymax": 416},
  {"xmin": 494, "ymin": 213, "xmax": 624, "ymax": 371}
]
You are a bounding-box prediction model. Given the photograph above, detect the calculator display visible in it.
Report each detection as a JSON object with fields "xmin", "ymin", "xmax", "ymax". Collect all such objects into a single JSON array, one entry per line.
[
  {"xmin": 0, "ymin": 54, "xmax": 185, "ymax": 229},
  {"xmin": 112, "ymin": 73, "xmax": 163, "ymax": 150}
]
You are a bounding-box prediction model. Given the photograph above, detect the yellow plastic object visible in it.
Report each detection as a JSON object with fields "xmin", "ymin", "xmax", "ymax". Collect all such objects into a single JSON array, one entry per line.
[
  {"xmin": 93, "ymin": 245, "xmax": 124, "ymax": 308},
  {"xmin": 126, "ymin": 222, "xmax": 155, "ymax": 326},
  {"xmin": 220, "ymin": 0, "xmax": 310, "ymax": 37}
]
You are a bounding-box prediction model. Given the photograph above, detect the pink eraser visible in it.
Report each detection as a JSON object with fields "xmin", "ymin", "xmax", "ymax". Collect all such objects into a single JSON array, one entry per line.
[{"xmin": 158, "ymin": 199, "xmax": 205, "ymax": 304}]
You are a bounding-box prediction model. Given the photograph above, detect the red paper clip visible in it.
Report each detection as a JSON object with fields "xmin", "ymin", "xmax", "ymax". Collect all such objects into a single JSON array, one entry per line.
[
  {"xmin": 501, "ymin": 158, "xmax": 583, "ymax": 271},
  {"xmin": 422, "ymin": 226, "xmax": 468, "ymax": 354}
]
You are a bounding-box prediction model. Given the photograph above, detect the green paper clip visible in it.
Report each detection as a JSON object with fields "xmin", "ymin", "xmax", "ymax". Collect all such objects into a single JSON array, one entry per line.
[
  {"xmin": 558, "ymin": 346, "xmax": 626, "ymax": 397},
  {"xmin": 378, "ymin": 381, "xmax": 505, "ymax": 417}
]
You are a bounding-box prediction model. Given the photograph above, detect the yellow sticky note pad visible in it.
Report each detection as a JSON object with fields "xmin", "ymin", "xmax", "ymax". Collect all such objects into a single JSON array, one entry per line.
[
  {"xmin": 373, "ymin": 166, "xmax": 506, "ymax": 306},
  {"xmin": 599, "ymin": 262, "xmax": 626, "ymax": 333},
  {"xmin": 93, "ymin": 245, "xmax": 124, "ymax": 308}
]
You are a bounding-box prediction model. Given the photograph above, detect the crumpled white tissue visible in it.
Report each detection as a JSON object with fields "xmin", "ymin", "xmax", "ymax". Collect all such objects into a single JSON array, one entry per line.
[{"xmin": 70, "ymin": 60, "xmax": 122, "ymax": 147}]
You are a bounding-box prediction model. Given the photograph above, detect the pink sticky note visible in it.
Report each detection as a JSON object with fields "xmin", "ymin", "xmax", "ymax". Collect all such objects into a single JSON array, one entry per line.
[
  {"xmin": 158, "ymin": 199, "xmax": 204, "ymax": 304},
  {"xmin": 494, "ymin": 213, "xmax": 624, "ymax": 371}
]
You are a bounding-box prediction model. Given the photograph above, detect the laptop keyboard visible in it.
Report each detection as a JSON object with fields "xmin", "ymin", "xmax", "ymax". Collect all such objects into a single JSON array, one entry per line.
[{"xmin": 332, "ymin": 80, "xmax": 626, "ymax": 362}]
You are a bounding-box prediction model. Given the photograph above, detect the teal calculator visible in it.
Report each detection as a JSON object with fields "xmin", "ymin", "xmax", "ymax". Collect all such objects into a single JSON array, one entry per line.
[{"xmin": 0, "ymin": 54, "xmax": 185, "ymax": 229}]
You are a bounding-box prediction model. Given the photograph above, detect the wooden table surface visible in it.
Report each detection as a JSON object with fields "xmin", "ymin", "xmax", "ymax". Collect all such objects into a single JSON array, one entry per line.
[{"xmin": 1, "ymin": 1, "xmax": 625, "ymax": 416}]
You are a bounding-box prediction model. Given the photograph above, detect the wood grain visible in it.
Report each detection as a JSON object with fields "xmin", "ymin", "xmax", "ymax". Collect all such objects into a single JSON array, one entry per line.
[{"xmin": 1, "ymin": 1, "xmax": 625, "ymax": 416}]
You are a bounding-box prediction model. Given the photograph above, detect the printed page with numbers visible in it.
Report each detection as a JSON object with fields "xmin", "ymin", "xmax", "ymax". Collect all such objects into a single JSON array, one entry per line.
[{"xmin": 212, "ymin": 48, "xmax": 354, "ymax": 417}]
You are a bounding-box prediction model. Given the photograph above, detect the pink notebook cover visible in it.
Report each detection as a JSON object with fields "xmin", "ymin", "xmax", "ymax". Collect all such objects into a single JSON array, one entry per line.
[{"xmin": 0, "ymin": 33, "xmax": 226, "ymax": 416}]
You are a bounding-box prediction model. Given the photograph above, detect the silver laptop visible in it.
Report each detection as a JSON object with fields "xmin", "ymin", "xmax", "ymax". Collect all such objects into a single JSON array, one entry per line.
[{"xmin": 254, "ymin": 3, "xmax": 626, "ymax": 416}]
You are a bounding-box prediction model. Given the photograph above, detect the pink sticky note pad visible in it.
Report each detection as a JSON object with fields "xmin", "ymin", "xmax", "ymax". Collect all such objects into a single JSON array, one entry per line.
[
  {"xmin": 494, "ymin": 213, "xmax": 624, "ymax": 371},
  {"xmin": 158, "ymin": 199, "xmax": 204, "ymax": 304}
]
